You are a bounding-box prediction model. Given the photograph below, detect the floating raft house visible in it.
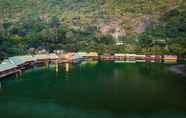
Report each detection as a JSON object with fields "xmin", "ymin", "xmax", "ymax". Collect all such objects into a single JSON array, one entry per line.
[
  {"xmin": 0, "ymin": 59, "xmax": 21, "ymax": 79},
  {"xmin": 126, "ymin": 54, "xmax": 136, "ymax": 60},
  {"xmin": 114, "ymin": 54, "xmax": 126, "ymax": 60},
  {"xmin": 9, "ymin": 55, "xmax": 36, "ymax": 68},
  {"xmin": 78, "ymin": 52, "xmax": 98, "ymax": 60},
  {"xmin": 100, "ymin": 54, "xmax": 115, "ymax": 61},
  {"xmin": 135, "ymin": 55, "xmax": 146, "ymax": 62},
  {"xmin": 163, "ymin": 55, "xmax": 177, "ymax": 63}
]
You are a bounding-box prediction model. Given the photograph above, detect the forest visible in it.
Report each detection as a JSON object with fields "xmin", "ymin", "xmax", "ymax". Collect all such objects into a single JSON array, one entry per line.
[{"xmin": 0, "ymin": 0, "xmax": 186, "ymax": 60}]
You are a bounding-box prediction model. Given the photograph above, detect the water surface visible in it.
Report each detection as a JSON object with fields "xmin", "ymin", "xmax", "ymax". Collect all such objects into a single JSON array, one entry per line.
[{"xmin": 0, "ymin": 61, "xmax": 186, "ymax": 118}]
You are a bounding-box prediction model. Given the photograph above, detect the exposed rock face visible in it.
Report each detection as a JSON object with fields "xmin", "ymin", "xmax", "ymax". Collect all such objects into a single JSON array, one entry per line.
[
  {"xmin": 99, "ymin": 15, "xmax": 156, "ymax": 39},
  {"xmin": 99, "ymin": 17, "xmax": 125, "ymax": 38},
  {"xmin": 99, "ymin": 18, "xmax": 121, "ymax": 34},
  {"xmin": 112, "ymin": 28, "xmax": 127, "ymax": 39},
  {"xmin": 134, "ymin": 16, "xmax": 153, "ymax": 33}
]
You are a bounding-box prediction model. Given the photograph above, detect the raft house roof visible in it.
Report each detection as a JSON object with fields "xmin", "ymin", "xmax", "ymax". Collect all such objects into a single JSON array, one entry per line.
[
  {"xmin": 114, "ymin": 54, "xmax": 126, "ymax": 56},
  {"xmin": 49, "ymin": 53, "xmax": 59, "ymax": 59},
  {"xmin": 78, "ymin": 52, "xmax": 88, "ymax": 56},
  {"xmin": 78, "ymin": 52, "xmax": 98, "ymax": 57},
  {"xmin": 126, "ymin": 54, "xmax": 136, "ymax": 57},
  {"xmin": 34, "ymin": 54, "xmax": 49, "ymax": 60},
  {"xmin": 9, "ymin": 55, "xmax": 36, "ymax": 66},
  {"xmin": 135, "ymin": 55, "xmax": 146, "ymax": 57},
  {"xmin": 62, "ymin": 52, "xmax": 82, "ymax": 60},
  {"xmin": 163, "ymin": 55, "xmax": 177, "ymax": 60},
  {"xmin": 87, "ymin": 52, "xmax": 98, "ymax": 57},
  {"xmin": 0, "ymin": 60, "xmax": 17, "ymax": 72},
  {"xmin": 72, "ymin": 53, "xmax": 82, "ymax": 59}
]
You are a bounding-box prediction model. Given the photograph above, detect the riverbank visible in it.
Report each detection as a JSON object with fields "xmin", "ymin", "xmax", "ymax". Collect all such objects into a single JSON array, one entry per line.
[{"xmin": 169, "ymin": 65, "xmax": 186, "ymax": 76}]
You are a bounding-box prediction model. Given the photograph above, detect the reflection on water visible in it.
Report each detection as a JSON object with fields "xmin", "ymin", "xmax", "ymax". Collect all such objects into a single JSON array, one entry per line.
[
  {"xmin": 0, "ymin": 81, "xmax": 2, "ymax": 94},
  {"xmin": 55, "ymin": 63, "xmax": 59, "ymax": 72},
  {"xmin": 114, "ymin": 61, "xmax": 136, "ymax": 63},
  {"xmin": 80, "ymin": 61, "xmax": 98, "ymax": 67},
  {"xmin": 65, "ymin": 63, "xmax": 69, "ymax": 72},
  {"xmin": 0, "ymin": 61, "xmax": 186, "ymax": 118},
  {"xmin": 162, "ymin": 60, "xmax": 177, "ymax": 64}
]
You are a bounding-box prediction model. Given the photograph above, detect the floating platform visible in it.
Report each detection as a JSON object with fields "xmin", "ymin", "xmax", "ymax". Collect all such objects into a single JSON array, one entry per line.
[
  {"xmin": 0, "ymin": 69, "xmax": 21, "ymax": 79},
  {"xmin": 0, "ymin": 53, "xmax": 185, "ymax": 79}
]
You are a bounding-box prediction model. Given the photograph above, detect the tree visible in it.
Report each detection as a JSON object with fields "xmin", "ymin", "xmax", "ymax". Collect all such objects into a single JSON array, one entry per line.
[{"xmin": 48, "ymin": 16, "xmax": 61, "ymax": 43}]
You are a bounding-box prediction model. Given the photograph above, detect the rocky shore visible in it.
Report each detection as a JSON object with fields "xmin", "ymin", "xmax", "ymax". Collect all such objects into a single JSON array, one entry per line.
[{"xmin": 169, "ymin": 65, "xmax": 186, "ymax": 76}]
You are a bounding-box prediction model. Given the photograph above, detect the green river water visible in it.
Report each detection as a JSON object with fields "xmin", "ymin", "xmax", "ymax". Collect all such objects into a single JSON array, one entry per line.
[{"xmin": 0, "ymin": 61, "xmax": 186, "ymax": 118}]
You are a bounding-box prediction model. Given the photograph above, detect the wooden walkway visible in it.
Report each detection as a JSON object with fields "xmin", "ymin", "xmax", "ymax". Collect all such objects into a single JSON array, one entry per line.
[{"xmin": 0, "ymin": 69, "xmax": 21, "ymax": 79}]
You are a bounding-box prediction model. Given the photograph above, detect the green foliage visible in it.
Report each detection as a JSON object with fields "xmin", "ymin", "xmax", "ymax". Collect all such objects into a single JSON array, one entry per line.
[
  {"xmin": 137, "ymin": 5, "xmax": 186, "ymax": 54},
  {"xmin": 0, "ymin": 0, "xmax": 186, "ymax": 59}
]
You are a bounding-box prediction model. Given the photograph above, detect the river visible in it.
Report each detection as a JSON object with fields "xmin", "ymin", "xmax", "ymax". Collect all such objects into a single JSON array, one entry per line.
[{"xmin": 0, "ymin": 61, "xmax": 186, "ymax": 118}]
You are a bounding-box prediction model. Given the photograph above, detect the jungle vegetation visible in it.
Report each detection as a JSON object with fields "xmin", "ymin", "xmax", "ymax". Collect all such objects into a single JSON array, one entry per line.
[{"xmin": 0, "ymin": 0, "xmax": 186, "ymax": 60}]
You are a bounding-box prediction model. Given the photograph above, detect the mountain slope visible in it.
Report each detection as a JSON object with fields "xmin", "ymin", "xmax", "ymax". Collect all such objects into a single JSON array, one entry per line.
[{"xmin": 0, "ymin": 0, "xmax": 186, "ymax": 59}]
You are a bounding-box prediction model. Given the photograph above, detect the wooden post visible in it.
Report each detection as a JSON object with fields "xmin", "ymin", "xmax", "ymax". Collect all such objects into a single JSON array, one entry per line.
[
  {"xmin": 16, "ymin": 73, "xmax": 19, "ymax": 78},
  {"xmin": 46, "ymin": 60, "xmax": 49, "ymax": 68},
  {"xmin": 55, "ymin": 60, "xmax": 59, "ymax": 73},
  {"xmin": 0, "ymin": 81, "xmax": 2, "ymax": 89},
  {"xmin": 19, "ymin": 70, "xmax": 22, "ymax": 76}
]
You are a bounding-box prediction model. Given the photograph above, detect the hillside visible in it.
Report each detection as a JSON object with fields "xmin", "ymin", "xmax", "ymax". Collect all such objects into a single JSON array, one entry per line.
[
  {"xmin": 0, "ymin": 0, "xmax": 186, "ymax": 59},
  {"xmin": 0, "ymin": 0, "xmax": 184, "ymax": 28}
]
